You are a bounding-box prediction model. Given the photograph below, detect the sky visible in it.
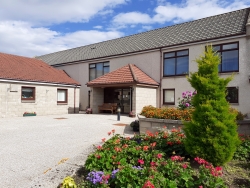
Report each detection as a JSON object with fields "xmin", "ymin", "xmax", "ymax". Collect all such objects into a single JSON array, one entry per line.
[{"xmin": 0, "ymin": 0, "xmax": 250, "ymax": 57}]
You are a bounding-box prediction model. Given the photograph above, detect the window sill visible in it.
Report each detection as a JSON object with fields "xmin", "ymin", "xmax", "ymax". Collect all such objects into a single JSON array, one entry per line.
[
  {"xmin": 163, "ymin": 74, "xmax": 188, "ymax": 78},
  {"xmin": 229, "ymin": 103, "xmax": 239, "ymax": 105},
  {"xmin": 22, "ymin": 100, "xmax": 35, "ymax": 103},
  {"xmin": 57, "ymin": 103, "xmax": 68, "ymax": 105},
  {"xmin": 219, "ymin": 71, "xmax": 239, "ymax": 75}
]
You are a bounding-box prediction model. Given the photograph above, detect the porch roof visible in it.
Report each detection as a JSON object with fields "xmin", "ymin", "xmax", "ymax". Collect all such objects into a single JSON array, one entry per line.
[{"xmin": 86, "ymin": 64, "xmax": 159, "ymax": 87}]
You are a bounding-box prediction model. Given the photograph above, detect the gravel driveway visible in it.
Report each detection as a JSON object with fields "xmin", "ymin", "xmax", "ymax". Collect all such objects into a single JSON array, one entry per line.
[{"xmin": 0, "ymin": 113, "xmax": 136, "ymax": 188}]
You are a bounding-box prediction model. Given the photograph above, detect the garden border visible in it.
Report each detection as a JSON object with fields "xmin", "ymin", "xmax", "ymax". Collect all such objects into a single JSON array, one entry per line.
[{"xmin": 138, "ymin": 115, "xmax": 250, "ymax": 135}]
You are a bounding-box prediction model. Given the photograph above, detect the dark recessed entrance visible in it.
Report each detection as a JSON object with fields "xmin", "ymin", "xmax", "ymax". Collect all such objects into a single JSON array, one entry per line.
[{"xmin": 104, "ymin": 88, "xmax": 132, "ymax": 114}]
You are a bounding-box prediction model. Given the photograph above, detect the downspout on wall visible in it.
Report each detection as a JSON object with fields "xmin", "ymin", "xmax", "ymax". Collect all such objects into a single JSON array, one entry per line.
[{"xmin": 159, "ymin": 48, "xmax": 163, "ymax": 108}]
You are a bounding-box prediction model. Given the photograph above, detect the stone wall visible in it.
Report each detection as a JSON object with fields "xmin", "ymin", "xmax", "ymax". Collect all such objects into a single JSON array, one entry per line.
[
  {"xmin": 90, "ymin": 87, "xmax": 104, "ymax": 113},
  {"xmin": 134, "ymin": 87, "xmax": 157, "ymax": 114},
  {"xmin": 138, "ymin": 115, "xmax": 250, "ymax": 135},
  {"xmin": 0, "ymin": 82, "xmax": 80, "ymax": 118}
]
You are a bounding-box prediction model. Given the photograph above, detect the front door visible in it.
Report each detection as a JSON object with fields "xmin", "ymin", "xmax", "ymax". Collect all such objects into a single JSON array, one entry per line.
[{"xmin": 104, "ymin": 88, "xmax": 132, "ymax": 113}]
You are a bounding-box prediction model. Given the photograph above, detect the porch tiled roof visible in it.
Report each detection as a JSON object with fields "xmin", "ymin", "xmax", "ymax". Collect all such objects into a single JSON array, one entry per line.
[
  {"xmin": 87, "ymin": 64, "xmax": 159, "ymax": 86},
  {"xmin": 0, "ymin": 52, "xmax": 80, "ymax": 86},
  {"xmin": 37, "ymin": 8, "xmax": 250, "ymax": 66}
]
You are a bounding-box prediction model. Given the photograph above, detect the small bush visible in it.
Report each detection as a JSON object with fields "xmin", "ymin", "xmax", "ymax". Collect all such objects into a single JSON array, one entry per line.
[
  {"xmin": 233, "ymin": 134, "xmax": 250, "ymax": 161},
  {"xmin": 140, "ymin": 105, "xmax": 193, "ymax": 121}
]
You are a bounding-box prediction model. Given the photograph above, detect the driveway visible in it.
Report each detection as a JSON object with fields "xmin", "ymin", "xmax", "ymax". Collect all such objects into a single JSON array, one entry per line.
[{"xmin": 0, "ymin": 114, "xmax": 136, "ymax": 188}]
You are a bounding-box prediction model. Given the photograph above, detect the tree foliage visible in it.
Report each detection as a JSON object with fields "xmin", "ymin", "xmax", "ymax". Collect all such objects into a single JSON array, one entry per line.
[{"xmin": 183, "ymin": 45, "xmax": 240, "ymax": 166}]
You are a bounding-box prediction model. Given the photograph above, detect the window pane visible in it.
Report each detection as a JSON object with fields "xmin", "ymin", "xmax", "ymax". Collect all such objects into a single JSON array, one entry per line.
[
  {"xmin": 222, "ymin": 50, "xmax": 238, "ymax": 72},
  {"xmin": 96, "ymin": 63, "xmax": 103, "ymax": 78},
  {"xmin": 164, "ymin": 90, "xmax": 175, "ymax": 103},
  {"xmin": 103, "ymin": 62, "xmax": 109, "ymax": 66},
  {"xmin": 58, "ymin": 90, "xmax": 66, "ymax": 102},
  {"xmin": 164, "ymin": 58, "xmax": 175, "ymax": 76},
  {"xmin": 177, "ymin": 50, "xmax": 188, "ymax": 56},
  {"xmin": 89, "ymin": 68, "xmax": 95, "ymax": 81},
  {"xmin": 22, "ymin": 88, "xmax": 34, "ymax": 99},
  {"xmin": 103, "ymin": 66, "xmax": 109, "ymax": 75},
  {"xmin": 213, "ymin": 45, "xmax": 220, "ymax": 51},
  {"xmin": 226, "ymin": 87, "xmax": 238, "ymax": 103},
  {"xmin": 89, "ymin": 64, "xmax": 95, "ymax": 68},
  {"xmin": 223, "ymin": 43, "xmax": 238, "ymax": 50},
  {"xmin": 176, "ymin": 56, "xmax": 188, "ymax": 75},
  {"xmin": 164, "ymin": 52, "xmax": 175, "ymax": 58}
]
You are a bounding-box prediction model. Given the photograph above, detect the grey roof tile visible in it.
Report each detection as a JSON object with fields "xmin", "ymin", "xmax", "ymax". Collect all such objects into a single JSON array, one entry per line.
[{"xmin": 37, "ymin": 8, "xmax": 249, "ymax": 66}]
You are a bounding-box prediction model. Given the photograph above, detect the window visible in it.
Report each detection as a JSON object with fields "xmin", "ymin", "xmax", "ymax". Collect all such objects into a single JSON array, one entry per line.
[
  {"xmin": 163, "ymin": 50, "xmax": 189, "ymax": 76},
  {"xmin": 89, "ymin": 62, "xmax": 110, "ymax": 81},
  {"xmin": 21, "ymin": 87, "xmax": 35, "ymax": 100},
  {"xmin": 57, "ymin": 89, "xmax": 68, "ymax": 103},
  {"xmin": 226, "ymin": 87, "xmax": 238, "ymax": 103},
  {"xmin": 163, "ymin": 89, "xmax": 175, "ymax": 104},
  {"xmin": 213, "ymin": 42, "xmax": 239, "ymax": 72}
]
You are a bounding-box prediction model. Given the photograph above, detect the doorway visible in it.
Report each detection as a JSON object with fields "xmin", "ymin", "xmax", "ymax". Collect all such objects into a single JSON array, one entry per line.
[{"xmin": 104, "ymin": 88, "xmax": 132, "ymax": 113}]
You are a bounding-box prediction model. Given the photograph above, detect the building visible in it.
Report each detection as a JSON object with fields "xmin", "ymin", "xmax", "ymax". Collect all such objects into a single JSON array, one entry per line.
[
  {"xmin": 37, "ymin": 8, "xmax": 250, "ymax": 114},
  {"xmin": 0, "ymin": 52, "xmax": 80, "ymax": 117}
]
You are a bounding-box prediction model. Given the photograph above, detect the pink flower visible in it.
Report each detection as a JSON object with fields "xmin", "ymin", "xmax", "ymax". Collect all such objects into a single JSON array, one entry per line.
[
  {"xmin": 138, "ymin": 159, "xmax": 144, "ymax": 165},
  {"xmin": 150, "ymin": 161, "xmax": 156, "ymax": 167},
  {"xmin": 108, "ymin": 132, "xmax": 111, "ymax": 136},
  {"xmin": 199, "ymin": 186, "xmax": 203, "ymax": 188},
  {"xmin": 182, "ymin": 164, "xmax": 188, "ymax": 169},
  {"xmin": 185, "ymin": 103, "xmax": 190, "ymax": 107},
  {"xmin": 171, "ymin": 155, "xmax": 183, "ymax": 161},
  {"xmin": 157, "ymin": 153, "xmax": 162, "ymax": 159}
]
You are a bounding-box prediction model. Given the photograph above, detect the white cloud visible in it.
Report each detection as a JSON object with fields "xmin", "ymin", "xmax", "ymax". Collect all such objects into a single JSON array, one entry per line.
[
  {"xmin": 0, "ymin": 0, "xmax": 129, "ymax": 26},
  {"xmin": 153, "ymin": 0, "xmax": 250, "ymax": 23},
  {"xmin": 94, "ymin": 25, "xmax": 103, "ymax": 29},
  {"xmin": 112, "ymin": 0, "xmax": 250, "ymax": 25},
  {"xmin": 0, "ymin": 21, "xmax": 123, "ymax": 57},
  {"xmin": 113, "ymin": 12, "xmax": 152, "ymax": 25}
]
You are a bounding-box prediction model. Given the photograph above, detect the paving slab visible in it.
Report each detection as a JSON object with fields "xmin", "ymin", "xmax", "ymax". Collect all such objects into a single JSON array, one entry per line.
[{"xmin": 0, "ymin": 113, "xmax": 137, "ymax": 188}]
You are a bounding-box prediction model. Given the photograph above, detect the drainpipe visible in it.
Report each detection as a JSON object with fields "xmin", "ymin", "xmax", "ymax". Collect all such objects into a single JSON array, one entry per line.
[
  {"xmin": 159, "ymin": 48, "xmax": 163, "ymax": 108},
  {"xmin": 74, "ymin": 85, "xmax": 76, "ymax": 113}
]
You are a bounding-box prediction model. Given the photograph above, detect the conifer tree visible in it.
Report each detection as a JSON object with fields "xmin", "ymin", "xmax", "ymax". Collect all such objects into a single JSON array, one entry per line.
[{"xmin": 183, "ymin": 45, "xmax": 240, "ymax": 166}]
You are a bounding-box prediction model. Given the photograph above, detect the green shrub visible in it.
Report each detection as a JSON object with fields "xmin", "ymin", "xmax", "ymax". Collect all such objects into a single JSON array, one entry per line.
[
  {"xmin": 233, "ymin": 134, "xmax": 250, "ymax": 161},
  {"xmin": 183, "ymin": 45, "xmax": 240, "ymax": 166}
]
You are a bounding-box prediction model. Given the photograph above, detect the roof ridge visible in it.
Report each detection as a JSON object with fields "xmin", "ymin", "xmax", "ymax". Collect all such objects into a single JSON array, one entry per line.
[{"xmin": 129, "ymin": 64, "xmax": 138, "ymax": 82}]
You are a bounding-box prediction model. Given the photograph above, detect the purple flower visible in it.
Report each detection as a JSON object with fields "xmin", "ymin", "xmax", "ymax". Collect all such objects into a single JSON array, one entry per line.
[
  {"xmin": 193, "ymin": 91, "xmax": 197, "ymax": 95},
  {"xmin": 132, "ymin": 166, "xmax": 143, "ymax": 170},
  {"xmin": 111, "ymin": 169, "xmax": 119, "ymax": 179},
  {"xmin": 185, "ymin": 103, "xmax": 190, "ymax": 107},
  {"xmin": 182, "ymin": 92, "xmax": 186, "ymax": 98},
  {"xmin": 86, "ymin": 171, "xmax": 105, "ymax": 184}
]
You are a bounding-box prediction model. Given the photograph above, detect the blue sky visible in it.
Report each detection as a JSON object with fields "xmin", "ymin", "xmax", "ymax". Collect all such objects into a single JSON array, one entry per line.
[{"xmin": 0, "ymin": 0, "xmax": 249, "ymax": 57}]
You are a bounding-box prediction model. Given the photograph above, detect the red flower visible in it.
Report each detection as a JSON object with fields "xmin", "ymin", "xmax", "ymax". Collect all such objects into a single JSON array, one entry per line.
[
  {"xmin": 157, "ymin": 153, "xmax": 162, "ymax": 159},
  {"xmin": 199, "ymin": 186, "xmax": 203, "ymax": 188},
  {"xmin": 171, "ymin": 155, "xmax": 183, "ymax": 161},
  {"xmin": 143, "ymin": 146, "xmax": 149, "ymax": 151},
  {"xmin": 97, "ymin": 145, "xmax": 102, "ymax": 150},
  {"xmin": 150, "ymin": 142, "xmax": 156, "ymax": 147},
  {"xmin": 108, "ymin": 132, "xmax": 111, "ymax": 136},
  {"xmin": 138, "ymin": 159, "xmax": 144, "ymax": 165},
  {"xmin": 150, "ymin": 161, "xmax": 156, "ymax": 167},
  {"xmin": 114, "ymin": 147, "xmax": 122, "ymax": 152},
  {"xmin": 102, "ymin": 138, "xmax": 106, "ymax": 142},
  {"xmin": 112, "ymin": 129, "xmax": 115, "ymax": 133},
  {"xmin": 167, "ymin": 141, "xmax": 173, "ymax": 145},
  {"xmin": 182, "ymin": 164, "xmax": 188, "ymax": 169},
  {"xmin": 117, "ymin": 161, "xmax": 121, "ymax": 165},
  {"xmin": 96, "ymin": 155, "xmax": 101, "ymax": 159},
  {"xmin": 122, "ymin": 144, "xmax": 129, "ymax": 148},
  {"xmin": 142, "ymin": 180, "xmax": 155, "ymax": 188}
]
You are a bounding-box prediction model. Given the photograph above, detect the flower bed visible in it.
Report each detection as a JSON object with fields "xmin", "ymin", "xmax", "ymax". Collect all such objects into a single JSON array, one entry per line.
[
  {"xmin": 79, "ymin": 129, "xmax": 226, "ymax": 187},
  {"xmin": 23, "ymin": 112, "xmax": 36, "ymax": 117}
]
